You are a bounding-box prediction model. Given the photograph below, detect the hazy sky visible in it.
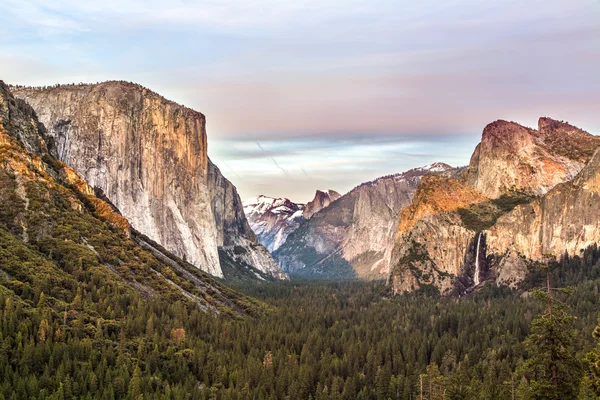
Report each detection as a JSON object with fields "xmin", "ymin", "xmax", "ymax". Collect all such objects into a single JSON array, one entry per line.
[{"xmin": 1, "ymin": 1, "xmax": 599, "ymax": 202}]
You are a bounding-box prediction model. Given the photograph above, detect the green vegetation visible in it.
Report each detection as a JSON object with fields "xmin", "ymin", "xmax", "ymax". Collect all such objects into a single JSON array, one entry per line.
[
  {"xmin": 518, "ymin": 268, "xmax": 582, "ymax": 399},
  {"xmin": 3, "ymin": 86, "xmax": 600, "ymax": 398},
  {"xmin": 2, "ymin": 240, "xmax": 600, "ymax": 398},
  {"xmin": 586, "ymin": 319, "xmax": 600, "ymax": 396},
  {"xmin": 458, "ymin": 192, "xmax": 533, "ymax": 231}
]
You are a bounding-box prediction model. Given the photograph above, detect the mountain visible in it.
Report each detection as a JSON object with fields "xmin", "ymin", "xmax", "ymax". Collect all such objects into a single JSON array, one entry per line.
[
  {"xmin": 0, "ymin": 80, "xmax": 261, "ymax": 316},
  {"xmin": 12, "ymin": 82, "xmax": 286, "ymax": 280},
  {"xmin": 274, "ymin": 163, "xmax": 455, "ymax": 279},
  {"xmin": 387, "ymin": 118, "xmax": 600, "ymax": 294},
  {"xmin": 486, "ymin": 147, "xmax": 600, "ymax": 285},
  {"xmin": 303, "ymin": 189, "xmax": 341, "ymax": 218},
  {"xmin": 464, "ymin": 118, "xmax": 597, "ymax": 198},
  {"xmin": 243, "ymin": 189, "xmax": 341, "ymax": 253},
  {"xmin": 243, "ymin": 195, "xmax": 305, "ymax": 252}
]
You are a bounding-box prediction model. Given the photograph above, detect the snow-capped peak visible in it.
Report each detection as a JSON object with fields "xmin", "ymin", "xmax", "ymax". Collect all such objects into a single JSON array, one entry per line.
[
  {"xmin": 243, "ymin": 195, "xmax": 307, "ymax": 252},
  {"xmin": 419, "ymin": 162, "xmax": 453, "ymax": 173},
  {"xmin": 243, "ymin": 195, "xmax": 305, "ymax": 217}
]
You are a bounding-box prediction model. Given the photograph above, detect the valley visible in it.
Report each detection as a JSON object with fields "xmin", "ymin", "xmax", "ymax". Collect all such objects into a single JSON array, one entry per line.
[
  {"xmin": 2, "ymin": 1, "xmax": 599, "ymax": 398},
  {"xmin": 1, "ymin": 78, "xmax": 600, "ymax": 399}
]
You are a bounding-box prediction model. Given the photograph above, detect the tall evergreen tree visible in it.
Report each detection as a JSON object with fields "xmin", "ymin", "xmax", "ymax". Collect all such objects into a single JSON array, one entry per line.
[
  {"xmin": 584, "ymin": 318, "xmax": 600, "ymax": 396},
  {"xmin": 518, "ymin": 267, "xmax": 582, "ymax": 399}
]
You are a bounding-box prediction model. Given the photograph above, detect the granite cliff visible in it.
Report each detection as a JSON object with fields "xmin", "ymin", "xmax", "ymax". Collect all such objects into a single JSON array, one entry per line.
[
  {"xmin": 464, "ymin": 118, "xmax": 597, "ymax": 198},
  {"xmin": 13, "ymin": 82, "xmax": 285, "ymax": 280},
  {"xmin": 486, "ymin": 147, "xmax": 600, "ymax": 285},
  {"xmin": 388, "ymin": 118, "xmax": 600, "ymax": 294},
  {"xmin": 0, "ymin": 80, "xmax": 261, "ymax": 315}
]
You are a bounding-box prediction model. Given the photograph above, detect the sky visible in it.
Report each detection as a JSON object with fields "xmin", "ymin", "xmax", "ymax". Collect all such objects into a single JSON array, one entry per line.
[{"xmin": 1, "ymin": 1, "xmax": 599, "ymax": 202}]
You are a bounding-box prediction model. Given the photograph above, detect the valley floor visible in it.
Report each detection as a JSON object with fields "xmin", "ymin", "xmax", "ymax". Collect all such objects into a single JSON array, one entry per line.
[{"xmin": 3, "ymin": 247, "xmax": 600, "ymax": 399}]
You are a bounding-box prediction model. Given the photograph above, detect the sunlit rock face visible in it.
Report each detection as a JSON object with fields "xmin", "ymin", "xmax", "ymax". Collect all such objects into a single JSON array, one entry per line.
[
  {"xmin": 387, "ymin": 118, "xmax": 600, "ymax": 294},
  {"xmin": 464, "ymin": 118, "xmax": 600, "ymax": 199},
  {"xmin": 487, "ymin": 148, "xmax": 600, "ymax": 282},
  {"xmin": 387, "ymin": 176, "xmax": 487, "ymax": 294},
  {"xmin": 13, "ymin": 82, "xmax": 286, "ymax": 279},
  {"xmin": 274, "ymin": 163, "xmax": 455, "ymax": 279}
]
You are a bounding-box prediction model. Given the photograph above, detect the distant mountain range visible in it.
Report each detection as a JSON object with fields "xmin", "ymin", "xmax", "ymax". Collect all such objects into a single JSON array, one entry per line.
[
  {"xmin": 244, "ymin": 163, "xmax": 456, "ymax": 279},
  {"xmin": 243, "ymin": 189, "xmax": 341, "ymax": 252}
]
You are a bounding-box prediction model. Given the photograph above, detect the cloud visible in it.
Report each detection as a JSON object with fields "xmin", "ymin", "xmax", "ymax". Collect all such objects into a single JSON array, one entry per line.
[
  {"xmin": 209, "ymin": 133, "xmax": 479, "ymax": 201},
  {"xmin": 2, "ymin": 0, "xmax": 599, "ymax": 200}
]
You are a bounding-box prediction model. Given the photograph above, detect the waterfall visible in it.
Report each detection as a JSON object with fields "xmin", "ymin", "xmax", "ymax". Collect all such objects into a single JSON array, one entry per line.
[{"xmin": 474, "ymin": 232, "xmax": 482, "ymax": 286}]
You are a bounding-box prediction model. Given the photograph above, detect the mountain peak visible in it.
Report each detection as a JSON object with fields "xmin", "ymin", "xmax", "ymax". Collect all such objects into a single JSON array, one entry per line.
[
  {"xmin": 421, "ymin": 162, "xmax": 453, "ymax": 172},
  {"xmin": 466, "ymin": 116, "xmax": 600, "ymax": 198},
  {"xmin": 243, "ymin": 195, "xmax": 304, "ymax": 217},
  {"xmin": 243, "ymin": 195, "xmax": 305, "ymax": 252},
  {"xmin": 303, "ymin": 189, "xmax": 341, "ymax": 219}
]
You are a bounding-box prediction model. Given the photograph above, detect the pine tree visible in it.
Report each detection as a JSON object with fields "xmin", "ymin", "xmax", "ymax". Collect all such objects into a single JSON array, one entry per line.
[
  {"xmin": 584, "ymin": 318, "xmax": 600, "ymax": 395},
  {"xmin": 518, "ymin": 266, "xmax": 582, "ymax": 399},
  {"xmin": 128, "ymin": 365, "xmax": 142, "ymax": 400}
]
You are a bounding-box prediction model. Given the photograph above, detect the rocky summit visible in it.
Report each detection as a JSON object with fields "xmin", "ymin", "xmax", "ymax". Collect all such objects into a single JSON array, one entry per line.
[
  {"xmin": 12, "ymin": 82, "xmax": 286, "ymax": 280},
  {"xmin": 302, "ymin": 189, "xmax": 341, "ymax": 219},
  {"xmin": 387, "ymin": 118, "xmax": 600, "ymax": 294}
]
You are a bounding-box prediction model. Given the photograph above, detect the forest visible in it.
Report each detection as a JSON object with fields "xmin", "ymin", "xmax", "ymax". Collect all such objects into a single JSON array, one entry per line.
[{"xmin": 1, "ymin": 242, "xmax": 600, "ymax": 399}]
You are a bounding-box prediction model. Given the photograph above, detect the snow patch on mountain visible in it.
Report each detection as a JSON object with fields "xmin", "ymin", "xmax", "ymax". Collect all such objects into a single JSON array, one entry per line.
[{"xmin": 243, "ymin": 195, "xmax": 306, "ymax": 252}]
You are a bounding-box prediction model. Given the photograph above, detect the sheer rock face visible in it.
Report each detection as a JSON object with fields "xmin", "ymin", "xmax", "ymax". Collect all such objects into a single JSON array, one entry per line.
[
  {"xmin": 274, "ymin": 163, "xmax": 454, "ymax": 279},
  {"xmin": 303, "ymin": 190, "xmax": 341, "ymax": 219},
  {"xmin": 487, "ymin": 148, "xmax": 600, "ymax": 280},
  {"xmin": 13, "ymin": 82, "xmax": 284, "ymax": 279},
  {"xmin": 208, "ymin": 162, "xmax": 287, "ymax": 279},
  {"xmin": 387, "ymin": 117, "xmax": 600, "ymax": 294},
  {"xmin": 0, "ymin": 82, "xmax": 49, "ymax": 155},
  {"xmin": 464, "ymin": 119, "xmax": 600, "ymax": 199},
  {"xmin": 243, "ymin": 195, "xmax": 305, "ymax": 252}
]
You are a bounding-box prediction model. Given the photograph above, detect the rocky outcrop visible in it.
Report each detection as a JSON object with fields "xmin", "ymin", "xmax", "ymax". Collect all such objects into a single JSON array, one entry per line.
[
  {"xmin": 207, "ymin": 162, "xmax": 287, "ymax": 279},
  {"xmin": 487, "ymin": 148, "xmax": 600, "ymax": 284},
  {"xmin": 387, "ymin": 176, "xmax": 487, "ymax": 293},
  {"xmin": 275, "ymin": 163, "xmax": 455, "ymax": 279},
  {"xmin": 464, "ymin": 119, "xmax": 600, "ymax": 199},
  {"xmin": 0, "ymin": 82, "xmax": 49, "ymax": 155},
  {"xmin": 303, "ymin": 190, "xmax": 341, "ymax": 219},
  {"xmin": 12, "ymin": 82, "xmax": 285, "ymax": 279},
  {"xmin": 388, "ymin": 117, "xmax": 600, "ymax": 294},
  {"xmin": 243, "ymin": 195, "xmax": 305, "ymax": 252}
]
